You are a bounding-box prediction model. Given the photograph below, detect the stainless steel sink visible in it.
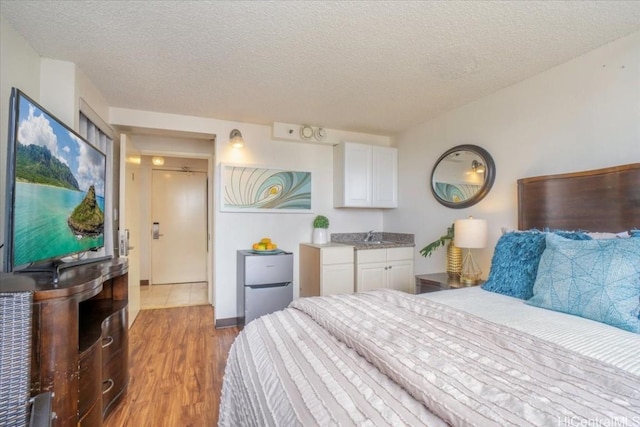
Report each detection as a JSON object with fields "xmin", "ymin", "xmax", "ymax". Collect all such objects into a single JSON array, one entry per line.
[{"xmin": 360, "ymin": 240, "xmax": 394, "ymax": 245}]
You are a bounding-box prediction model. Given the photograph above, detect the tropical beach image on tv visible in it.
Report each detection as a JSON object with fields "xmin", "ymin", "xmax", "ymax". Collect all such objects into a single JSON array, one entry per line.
[{"xmin": 9, "ymin": 91, "xmax": 106, "ymax": 269}]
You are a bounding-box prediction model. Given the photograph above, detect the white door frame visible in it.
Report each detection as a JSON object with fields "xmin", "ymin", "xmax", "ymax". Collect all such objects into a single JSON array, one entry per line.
[{"xmin": 118, "ymin": 134, "xmax": 141, "ymax": 326}]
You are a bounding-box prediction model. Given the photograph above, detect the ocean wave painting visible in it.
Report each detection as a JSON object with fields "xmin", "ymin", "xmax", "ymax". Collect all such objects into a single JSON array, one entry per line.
[
  {"xmin": 434, "ymin": 182, "xmax": 481, "ymax": 203},
  {"xmin": 222, "ymin": 165, "xmax": 311, "ymax": 212}
]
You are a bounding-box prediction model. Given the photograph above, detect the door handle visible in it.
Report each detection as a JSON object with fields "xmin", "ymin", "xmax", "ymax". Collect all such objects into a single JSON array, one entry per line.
[
  {"xmin": 152, "ymin": 222, "xmax": 163, "ymax": 239},
  {"xmin": 119, "ymin": 229, "xmax": 131, "ymax": 256}
]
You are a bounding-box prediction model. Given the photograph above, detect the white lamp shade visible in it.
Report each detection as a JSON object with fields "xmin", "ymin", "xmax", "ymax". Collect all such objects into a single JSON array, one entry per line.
[
  {"xmin": 454, "ymin": 218, "xmax": 487, "ymax": 249},
  {"xmin": 229, "ymin": 129, "xmax": 245, "ymax": 148}
]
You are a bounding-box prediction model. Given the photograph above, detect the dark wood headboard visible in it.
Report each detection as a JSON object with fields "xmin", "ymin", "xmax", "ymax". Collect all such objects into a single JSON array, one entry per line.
[{"xmin": 518, "ymin": 163, "xmax": 640, "ymax": 232}]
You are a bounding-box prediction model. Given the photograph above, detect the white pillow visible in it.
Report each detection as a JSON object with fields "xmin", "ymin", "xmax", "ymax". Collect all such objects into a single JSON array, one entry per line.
[{"xmin": 587, "ymin": 231, "xmax": 630, "ymax": 239}]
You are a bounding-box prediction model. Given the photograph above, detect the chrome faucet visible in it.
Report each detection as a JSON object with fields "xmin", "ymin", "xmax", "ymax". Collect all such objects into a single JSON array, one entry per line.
[{"xmin": 364, "ymin": 230, "xmax": 375, "ymax": 242}]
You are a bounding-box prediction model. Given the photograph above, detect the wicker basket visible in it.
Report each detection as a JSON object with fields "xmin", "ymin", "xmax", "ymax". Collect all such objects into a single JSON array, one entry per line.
[{"xmin": 0, "ymin": 291, "xmax": 33, "ymax": 427}]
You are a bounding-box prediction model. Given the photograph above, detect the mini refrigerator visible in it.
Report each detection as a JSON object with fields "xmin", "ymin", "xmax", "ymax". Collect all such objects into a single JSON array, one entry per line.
[{"xmin": 237, "ymin": 250, "xmax": 293, "ymax": 326}]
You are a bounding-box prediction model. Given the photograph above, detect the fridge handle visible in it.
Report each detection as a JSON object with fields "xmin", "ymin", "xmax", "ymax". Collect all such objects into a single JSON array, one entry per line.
[{"xmin": 247, "ymin": 282, "xmax": 291, "ymax": 289}]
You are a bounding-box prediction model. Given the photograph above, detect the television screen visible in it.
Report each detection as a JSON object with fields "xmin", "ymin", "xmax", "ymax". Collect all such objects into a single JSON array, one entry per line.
[{"xmin": 5, "ymin": 89, "xmax": 106, "ymax": 271}]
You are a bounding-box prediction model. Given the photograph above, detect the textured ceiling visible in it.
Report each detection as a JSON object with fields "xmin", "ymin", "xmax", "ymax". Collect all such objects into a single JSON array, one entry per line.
[{"xmin": 2, "ymin": 1, "xmax": 639, "ymax": 135}]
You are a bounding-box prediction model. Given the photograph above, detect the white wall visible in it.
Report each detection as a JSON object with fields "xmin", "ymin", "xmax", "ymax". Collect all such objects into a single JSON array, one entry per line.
[
  {"xmin": 215, "ymin": 125, "xmax": 388, "ymax": 320},
  {"xmin": 386, "ymin": 31, "xmax": 640, "ymax": 279},
  {"xmin": 108, "ymin": 108, "xmax": 390, "ymax": 321},
  {"xmin": 39, "ymin": 58, "xmax": 76, "ymax": 127},
  {"xmin": 0, "ymin": 16, "xmax": 41, "ymax": 265}
]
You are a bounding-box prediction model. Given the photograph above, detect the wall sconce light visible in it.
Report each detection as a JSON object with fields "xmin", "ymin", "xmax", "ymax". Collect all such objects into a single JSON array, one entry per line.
[
  {"xmin": 152, "ymin": 156, "xmax": 165, "ymax": 166},
  {"xmin": 229, "ymin": 129, "xmax": 245, "ymax": 148},
  {"xmin": 472, "ymin": 160, "xmax": 485, "ymax": 174},
  {"xmin": 454, "ymin": 217, "xmax": 488, "ymax": 285}
]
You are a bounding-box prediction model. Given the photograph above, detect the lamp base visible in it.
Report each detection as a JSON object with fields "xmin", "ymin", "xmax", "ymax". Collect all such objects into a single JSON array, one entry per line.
[
  {"xmin": 460, "ymin": 249, "xmax": 482, "ymax": 286},
  {"xmin": 460, "ymin": 275, "xmax": 482, "ymax": 286}
]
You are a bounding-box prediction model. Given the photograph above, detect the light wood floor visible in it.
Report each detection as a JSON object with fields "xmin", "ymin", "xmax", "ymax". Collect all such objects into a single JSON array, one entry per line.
[
  {"xmin": 104, "ymin": 305, "xmax": 239, "ymax": 426},
  {"xmin": 141, "ymin": 282, "xmax": 209, "ymax": 310}
]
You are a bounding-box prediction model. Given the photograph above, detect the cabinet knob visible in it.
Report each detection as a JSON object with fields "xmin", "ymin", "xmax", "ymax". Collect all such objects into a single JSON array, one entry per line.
[
  {"xmin": 102, "ymin": 378, "xmax": 115, "ymax": 394},
  {"xmin": 102, "ymin": 336, "xmax": 114, "ymax": 348}
]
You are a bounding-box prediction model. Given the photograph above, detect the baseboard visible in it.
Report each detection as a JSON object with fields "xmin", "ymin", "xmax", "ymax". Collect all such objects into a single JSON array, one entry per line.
[{"xmin": 215, "ymin": 317, "xmax": 241, "ymax": 329}]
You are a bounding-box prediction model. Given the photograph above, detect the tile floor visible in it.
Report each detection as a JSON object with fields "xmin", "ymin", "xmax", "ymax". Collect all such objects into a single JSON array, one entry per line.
[{"xmin": 140, "ymin": 282, "xmax": 209, "ymax": 310}]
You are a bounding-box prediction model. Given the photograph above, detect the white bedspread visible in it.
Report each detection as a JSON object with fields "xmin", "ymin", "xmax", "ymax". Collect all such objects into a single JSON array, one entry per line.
[
  {"xmin": 420, "ymin": 287, "xmax": 640, "ymax": 375},
  {"xmin": 219, "ymin": 289, "xmax": 640, "ymax": 427}
]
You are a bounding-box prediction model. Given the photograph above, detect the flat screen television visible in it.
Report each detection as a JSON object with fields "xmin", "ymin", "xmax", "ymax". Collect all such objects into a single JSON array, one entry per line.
[{"xmin": 3, "ymin": 88, "xmax": 107, "ymax": 276}]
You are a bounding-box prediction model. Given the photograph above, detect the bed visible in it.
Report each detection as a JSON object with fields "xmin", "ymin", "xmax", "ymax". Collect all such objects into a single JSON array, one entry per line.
[{"xmin": 219, "ymin": 164, "xmax": 640, "ymax": 427}]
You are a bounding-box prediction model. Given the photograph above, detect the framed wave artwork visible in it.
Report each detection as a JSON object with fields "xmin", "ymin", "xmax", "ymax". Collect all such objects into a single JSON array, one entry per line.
[{"xmin": 220, "ymin": 164, "xmax": 312, "ymax": 213}]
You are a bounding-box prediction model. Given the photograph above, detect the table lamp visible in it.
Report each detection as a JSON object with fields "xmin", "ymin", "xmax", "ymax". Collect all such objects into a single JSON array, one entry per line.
[{"xmin": 454, "ymin": 217, "xmax": 487, "ymax": 285}]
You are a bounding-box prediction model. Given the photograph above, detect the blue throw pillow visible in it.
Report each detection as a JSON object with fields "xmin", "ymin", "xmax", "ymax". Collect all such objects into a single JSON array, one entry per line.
[
  {"xmin": 482, "ymin": 230, "xmax": 590, "ymax": 300},
  {"xmin": 527, "ymin": 234, "xmax": 640, "ymax": 333}
]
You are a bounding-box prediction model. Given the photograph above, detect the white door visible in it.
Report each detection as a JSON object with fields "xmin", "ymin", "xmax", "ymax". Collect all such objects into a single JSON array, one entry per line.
[
  {"xmin": 151, "ymin": 170, "xmax": 207, "ymax": 284},
  {"xmin": 118, "ymin": 134, "xmax": 141, "ymax": 326}
]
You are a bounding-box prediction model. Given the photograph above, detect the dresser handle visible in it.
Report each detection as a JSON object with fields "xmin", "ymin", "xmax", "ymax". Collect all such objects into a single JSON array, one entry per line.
[
  {"xmin": 102, "ymin": 336, "xmax": 114, "ymax": 348},
  {"xmin": 102, "ymin": 378, "xmax": 114, "ymax": 394}
]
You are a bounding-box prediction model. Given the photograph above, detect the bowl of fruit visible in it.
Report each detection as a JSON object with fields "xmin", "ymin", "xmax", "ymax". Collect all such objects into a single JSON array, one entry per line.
[{"xmin": 252, "ymin": 238, "xmax": 279, "ymax": 253}]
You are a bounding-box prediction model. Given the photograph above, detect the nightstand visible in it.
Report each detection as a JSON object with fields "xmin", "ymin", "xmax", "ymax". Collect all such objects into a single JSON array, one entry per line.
[{"xmin": 415, "ymin": 273, "xmax": 484, "ymax": 294}]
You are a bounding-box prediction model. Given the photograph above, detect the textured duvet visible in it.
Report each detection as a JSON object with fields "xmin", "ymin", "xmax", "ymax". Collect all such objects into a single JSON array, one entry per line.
[{"xmin": 219, "ymin": 290, "xmax": 640, "ymax": 426}]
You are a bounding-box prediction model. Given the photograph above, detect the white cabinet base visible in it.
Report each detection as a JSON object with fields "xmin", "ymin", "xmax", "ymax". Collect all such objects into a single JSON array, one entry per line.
[
  {"xmin": 300, "ymin": 244, "xmax": 354, "ymax": 297},
  {"xmin": 356, "ymin": 247, "xmax": 413, "ymax": 293}
]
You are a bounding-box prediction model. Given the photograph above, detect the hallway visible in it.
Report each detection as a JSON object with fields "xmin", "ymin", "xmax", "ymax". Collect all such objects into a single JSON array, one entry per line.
[{"xmin": 140, "ymin": 282, "xmax": 208, "ymax": 309}]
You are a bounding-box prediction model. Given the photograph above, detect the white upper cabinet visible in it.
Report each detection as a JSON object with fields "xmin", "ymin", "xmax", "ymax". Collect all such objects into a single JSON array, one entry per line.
[
  {"xmin": 334, "ymin": 142, "xmax": 398, "ymax": 208},
  {"xmin": 372, "ymin": 145, "xmax": 398, "ymax": 207}
]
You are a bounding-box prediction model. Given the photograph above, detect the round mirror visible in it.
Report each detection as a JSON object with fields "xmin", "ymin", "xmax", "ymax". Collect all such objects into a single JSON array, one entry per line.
[{"xmin": 430, "ymin": 144, "xmax": 495, "ymax": 209}]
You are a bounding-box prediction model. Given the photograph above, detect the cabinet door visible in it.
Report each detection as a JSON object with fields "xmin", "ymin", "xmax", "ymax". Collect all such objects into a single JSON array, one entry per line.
[
  {"xmin": 299, "ymin": 244, "xmax": 320, "ymax": 297},
  {"xmin": 344, "ymin": 143, "xmax": 373, "ymax": 206},
  {"xmin": 357, "ymin": 262, "xmax": 386, "ymax": 292},
  {"xmin": 321, "ymin": 264, "xmax": 354, "ymax": 295},
  {"xmin": 372, "ymin": 146, "xmax": 398, "ymax": 207},
  {"xmin": 386, "ymin": 260, "xmax": 414, "ymax": 293}
]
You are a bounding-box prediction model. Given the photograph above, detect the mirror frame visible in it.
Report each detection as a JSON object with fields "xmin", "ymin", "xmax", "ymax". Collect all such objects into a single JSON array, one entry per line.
[{"xmin": 430, "ymin": 144, "xmax": 496, "ymax": 209}]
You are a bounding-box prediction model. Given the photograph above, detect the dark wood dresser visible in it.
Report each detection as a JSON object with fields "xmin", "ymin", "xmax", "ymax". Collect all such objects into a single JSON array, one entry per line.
[{"xmin": 0, "ymin": 258, "xmax": 129, "ymax": 427}]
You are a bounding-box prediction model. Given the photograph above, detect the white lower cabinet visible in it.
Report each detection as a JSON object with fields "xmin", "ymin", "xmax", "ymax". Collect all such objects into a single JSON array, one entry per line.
[
  {"xmin": 355, "ymin": 247, "xmax": 414, "ymax": 293},
  {"xmin": 299, "ymin": 244, "xmax": 354, "ymax": 297}
]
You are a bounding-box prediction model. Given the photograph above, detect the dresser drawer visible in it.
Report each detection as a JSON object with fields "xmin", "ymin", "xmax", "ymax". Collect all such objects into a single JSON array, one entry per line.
[
  {"xmin": 78, "ymin": 340, "xmax": 102, "ymax": 418},
  {"xmin": 102, "ymin": 348, "xmax": 129, "ymax": 416},
  {"xmin": 79, "ymin": 397, "xmax": 103, "ymax": 427},
  {"xmin": 101, "ymin": 308, "xmax": 128, "ymax": 362}
]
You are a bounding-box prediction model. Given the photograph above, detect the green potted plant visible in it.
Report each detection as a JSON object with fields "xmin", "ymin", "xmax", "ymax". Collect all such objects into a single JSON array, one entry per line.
[
  {"xmin": 419, "ymin": 223, "xmax": 461, "ymax": 277},
  {"xmin": 312, "ymin": 215, "xmax": 330, "ymax": 244}
]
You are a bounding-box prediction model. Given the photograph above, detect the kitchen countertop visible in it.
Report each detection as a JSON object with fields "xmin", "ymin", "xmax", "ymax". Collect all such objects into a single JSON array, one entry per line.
[
  {"xmin": 301, "ymin": 242, "xmax": 355, "ymax": 249},
  {"xmin": 330, "ymin": 232, "xmax": 415, "ymax": 250},
  {"xmin": 348, "ymin": 241, "xmax": 415, "ymax": 250}
]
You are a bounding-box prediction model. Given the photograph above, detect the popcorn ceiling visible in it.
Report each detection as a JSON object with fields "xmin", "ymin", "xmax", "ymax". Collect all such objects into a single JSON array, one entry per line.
[{"xmin": 2, "ymin": 1, "xmax": 639, "ymax": 134}]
